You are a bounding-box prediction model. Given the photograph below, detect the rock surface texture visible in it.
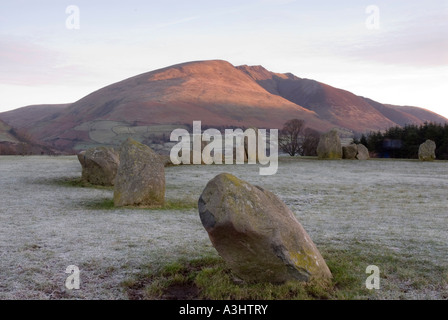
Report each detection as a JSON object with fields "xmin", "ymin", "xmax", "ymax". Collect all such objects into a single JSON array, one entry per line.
[
  {"xmin": 342, "ymin": 144, "xmax": 358, "ymax": 160},
  {"xmin": 418, "ymin": 140, "xmax": 436, "ymax": 161},
  {"xmin": 356, "ymin": 144, "xmax": 370, "ymax": 160},
  {"xmin": 78, "ymin": 147, "xmax": 120, "ymax": 186},
  {"xmin": 342, "ymin": 143, "xmax": 370, "ymax": 160},
  {"xmin": 317, "ymin": 129, "xmax": 342, "ymax": 159},
  {"xmin": 114, "ymin": 138, "xmax": 165, "ymax": 207},
  {"xmin": 198, "ymin": 173, "xmax": 332, "ymax": 284}
]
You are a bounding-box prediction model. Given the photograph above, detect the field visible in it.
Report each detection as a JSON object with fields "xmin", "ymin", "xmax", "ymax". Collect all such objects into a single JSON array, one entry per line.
[
  {"xmin": 72, "ymin": 120, "xmax": 184, "ymax": 152},
  {"xmin": 0, "ymin": 155, "xmax": 447, "ymax": 299}
]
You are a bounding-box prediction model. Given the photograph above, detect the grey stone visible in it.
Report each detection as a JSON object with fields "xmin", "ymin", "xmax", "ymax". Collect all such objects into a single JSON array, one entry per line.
[
  {"xmin": 418, "ymin": 140, "xmax": 436, "ymax": 161},
  {"xmin": 158, "ymin": 154, "xmax": 176, "ymax": 167},
  {"xmin": 77, "ymin": 150, "xmax": 86, "ymax": 167},
  {"xmin": 317, "ymin": 129, "xmax": 342, "ymax": 159},
  {"xmin": 198, "ymin": 173, "xmax": 332, "ymax": 284},
  {"xmin": 114, "ymin": 138, "xmax": 165, "ymax": 207},
  {"xmin": 342, "ymin": 144, "xmax": 358, "ymax": 159},
  {"xmin": 356, "ymin": 144, "xmax": 370, "ymax": 160},
  {"xmin": 79, "ymin": 147, "xmax": 119, "ymax": 186}
]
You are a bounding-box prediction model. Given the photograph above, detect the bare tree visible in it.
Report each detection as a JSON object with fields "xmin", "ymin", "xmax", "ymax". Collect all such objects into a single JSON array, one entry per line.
[
  {"xmin": 302, "ymin": 128, "xmax": 320, "ymax": 156},
  {"xmin": 279, "ymin": 119, "xmax": 305, "ymax": 156}
]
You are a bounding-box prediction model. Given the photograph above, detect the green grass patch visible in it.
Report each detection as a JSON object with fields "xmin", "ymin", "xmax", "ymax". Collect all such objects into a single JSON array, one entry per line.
[
  {"xmin": 83, "ymin": 197, "xmax": 198, "ymax": 210},
  {"xmin": 121, "ymin": 255, "xmax": 342, "ymax": 300},
  {"xmin": 48, "ymin": 177, "xmax": 114, "ymax": 190},
  {"xmin": 121, "ymin": 246, "xmax": 448, "ymax": 300},
  {"xmin": 160, "ymin": 198, "xmax": 198, "ymax": 210}
]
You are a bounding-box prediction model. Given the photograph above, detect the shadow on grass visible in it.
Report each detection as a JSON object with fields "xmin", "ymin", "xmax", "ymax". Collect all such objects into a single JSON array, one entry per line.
[{"xmin": 42, "ymin": 176, "xmax": 198, "ymax": 211}]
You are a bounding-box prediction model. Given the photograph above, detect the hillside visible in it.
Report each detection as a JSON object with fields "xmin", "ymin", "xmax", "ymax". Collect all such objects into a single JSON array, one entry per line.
[
  {"xmin": 1, "ymin": 59, "xmax": 446, "ymax": 152},
  {"xmin": 0, "ymin": 118, "xmax": 19, "ymax": 143},
  {"xmin": 237, "ymin": 65, "xmax": 447, "ymax": 132},
  {"xmin": 0, "ymin": 118, "xmax": 57, "ymax": 155}
]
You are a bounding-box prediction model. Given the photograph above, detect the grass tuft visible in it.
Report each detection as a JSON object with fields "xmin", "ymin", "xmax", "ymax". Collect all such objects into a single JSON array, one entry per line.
[
  {"xmin": 121, "ymin": 245, "xmax": 448, "ymax": 300},
  {"xmin": 121, "ymin": 250, "xmax": 361, "ymax": 300}
]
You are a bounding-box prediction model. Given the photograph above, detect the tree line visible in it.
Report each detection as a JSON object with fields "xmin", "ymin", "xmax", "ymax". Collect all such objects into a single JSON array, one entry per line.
[
  {"xmin": 357, "ymin": 122, "xmax": 448, "ymax": 160},
  {"xmin": 278, "ymin": 119, "xmax": 448, "ymax": 160},
  {"xmin": 278, "ymin": 119, "xmax": 320, "ymax": 156}
]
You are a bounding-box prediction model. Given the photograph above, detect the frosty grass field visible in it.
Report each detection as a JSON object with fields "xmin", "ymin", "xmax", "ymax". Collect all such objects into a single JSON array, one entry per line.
[{"xmin": 0, "ymin": 155, "xmax": 447, "ymax": 299}]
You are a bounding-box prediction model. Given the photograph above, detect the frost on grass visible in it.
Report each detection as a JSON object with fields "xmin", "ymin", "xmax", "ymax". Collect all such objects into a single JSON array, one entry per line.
[{"xmin": 0, "ymin": 156, "xmax": 447, "ymax": 299}]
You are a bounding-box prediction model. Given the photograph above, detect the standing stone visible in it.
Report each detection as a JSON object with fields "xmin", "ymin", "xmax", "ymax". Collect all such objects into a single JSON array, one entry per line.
[
  {"xmin": 342, "ymin": 143, "xmax": 370, "ymax": 160},
  {"xmin": 198, "ymin": 173, "xmax": 332, "ymax": 284},
  {"xmin": 114, "ymin": 138, "xmax": 165, "ymax": 207},
  {"xmin": 77, "ymin": 150, "xmax": 86, "ymax": 167},
  {"xmin": 78, "ymin": 147, "xmax": 120, "ymax": 186},
  {"xmin": 316, "ymin": 129, "xmax": 342, "ymax": 159},
  {"xmin": 158, "ymin": 154, "xmax": 175, "ymax": 167},
  {"xmin": 244, "ymin": 126, "xmax": 258, "ymax": 163},
  {"xmin": 418, "ymin": 139, "xmax": 436, "ymax": 161},
  {"xmin": 356, "ymin": 144, "xmax": 370, "ymax": 160},
  {"xmin": 342, "ymin": 144, "xmax": 358, "ymax": 160},
  {"xmin": 187, "ymin": 139, "xmax": 212, "ymax": 164}
]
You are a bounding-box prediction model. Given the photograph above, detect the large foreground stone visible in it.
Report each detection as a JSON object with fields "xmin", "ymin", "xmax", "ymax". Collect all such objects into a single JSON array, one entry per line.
[
  {"xmin": 78, "ymin": 147, "xmax": 120, "ymax": 186},
  {"xmin": 418, "ymin": 140, "xmax": 436, "ymax": 161},
  {"xmin": 317, "ymin": 129, "xmax": 342, "ymax": 159},
  {"xmin": 198, "ymin": 173, "xmax": 332, "ymax": 284},
  {"xmin": 114, "ymin": 138, "xmax": 165, "ymax": 207}
]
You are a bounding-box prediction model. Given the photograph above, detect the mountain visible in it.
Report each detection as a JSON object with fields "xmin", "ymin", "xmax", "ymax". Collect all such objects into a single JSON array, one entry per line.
[
  {"xmin": 383, "ymin": 103, "xmax": 448, "ymax": 124},
  {"xmin": 237, "ymin": 65, "xmax": 447, "ymax": 132},
  {"xmin": 0, "ymin": 59, "xmax": 446, "ymax": 152}
]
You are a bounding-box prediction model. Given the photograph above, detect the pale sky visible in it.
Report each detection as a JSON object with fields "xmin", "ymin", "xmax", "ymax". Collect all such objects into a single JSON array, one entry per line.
[{"xmin": 1, "ymin": 0, "xmax": 447, "ymax": 118}]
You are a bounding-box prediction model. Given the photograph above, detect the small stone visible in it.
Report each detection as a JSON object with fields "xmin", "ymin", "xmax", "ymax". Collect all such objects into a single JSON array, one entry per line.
[
  {"xmin": 418, "ymin": 140, "xmax": 436, "ymax": 161},
  {"xmin": 356, "ymin": 144, "xmax": 370, "ymax": 160}
]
